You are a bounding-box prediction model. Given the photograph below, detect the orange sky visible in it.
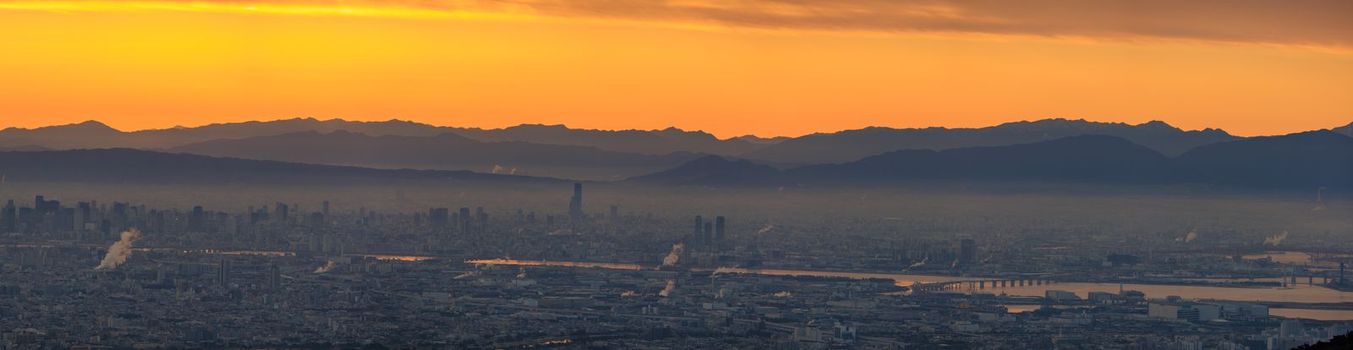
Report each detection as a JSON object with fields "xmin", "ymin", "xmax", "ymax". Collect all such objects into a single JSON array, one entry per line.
[{"xmin": 0, "ymin": 0, "xmax": 1350, "ymax": 137}]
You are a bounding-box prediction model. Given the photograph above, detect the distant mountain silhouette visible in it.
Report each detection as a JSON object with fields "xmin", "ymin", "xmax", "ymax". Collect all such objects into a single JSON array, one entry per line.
[
  {"xmin": 449, "ymin": 124, "xmax": 768, "ymax": 155},
  {"xmin": 0, "ymin": 121, "xmax": 129, "ymax": 150},
  {"xmin": 1175, "ymin": 131, "xmax": 1353, "ymax": 189},
  {"xmin": 0, "ymin": 148, "xmax": 558, "ymax": 185},
  {"xmin": 634, "ymin": 133, "xmax": 1353, "ymax": 190},
  {"xmin": 742, "ymin": 119, "xmax": 1237, "ymax": 164},
  {"xmin": 0, "ymin": 145, "xmax": 49, "ymax": 152},
  {"xmin": 1333, "ymin": 122, "xmax": 1353, "ymax": 138},
  {"xmin": 627, "ymin": 155, "xmax": 786, "ymax": 186},
  {"xmin": 168, "ymin": 130, "xmax": 703, "ymax": 180},
  {"xmin": 0, "ymin": 118, "xmax": 769, "ymax": 157},
  {"xmin": 0, "ymin": 118, "xmax": 452, "ymax": 150},
  {"xmin": 789, "ymin": 135, "xmax": 1177, "ymax": 184}
]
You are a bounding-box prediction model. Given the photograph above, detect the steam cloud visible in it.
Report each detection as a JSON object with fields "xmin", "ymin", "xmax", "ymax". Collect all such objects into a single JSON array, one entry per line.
[
  {"xmin": 661, "ymin": 243, "xmax": 684, "ymax": 267},
  {"xmin": 95, "ymin": 228, "xmax": 142, "ymax": 270},
  {"xmin": 907, "ymin": 256, "xmax": 929, "ymax": 269},
  {"xmin": 314, "ymin": 260, "xmax": 338, "ymax": 274},
  {"xmin": 1264, "ymin": 231, "xmax": 1290, "ymax": 246},
  {"xmin": 659, "ymin": 279, "xmax": 677, "ymax": 297},
  {"xmin": 453, "ymin": 270, "xmax": 482, "ymax": 280}
]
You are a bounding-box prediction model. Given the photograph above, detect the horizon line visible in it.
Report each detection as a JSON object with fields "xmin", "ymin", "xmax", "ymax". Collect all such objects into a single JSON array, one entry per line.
[{"xmin": 7, "ymin": 116, "xmax": 1344, "ymax": 140}]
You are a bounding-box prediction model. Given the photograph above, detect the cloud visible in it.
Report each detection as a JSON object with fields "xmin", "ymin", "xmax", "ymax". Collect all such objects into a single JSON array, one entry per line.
[{"xmin": 3, "ymin": 0, "xmax": 1349, "ymax": 48}]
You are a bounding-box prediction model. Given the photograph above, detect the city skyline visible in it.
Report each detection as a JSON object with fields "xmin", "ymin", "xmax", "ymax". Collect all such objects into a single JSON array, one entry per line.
[{"xmin": 3, "ymin": 1, "xmax": 1352, "ymax": 348}]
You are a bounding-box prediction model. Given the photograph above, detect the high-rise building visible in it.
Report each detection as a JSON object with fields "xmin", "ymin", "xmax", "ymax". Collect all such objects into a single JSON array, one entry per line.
[
  {"xmin": 459, "ymin": 207, "xmax": 471, "ymax": 233},
  {"xmin": 693, "ymin": 215, "xmax": 704, "ymax": 245},
  {"xmin": 715, "ymin": 216, "xmax": 726, "ymax": 242},
  {"xmin": 274, "ymin": 203, "xmax": 289, "ymax": 223},
  {"xmin": 1, "ymin": 200, "xmax": 15, "ymax": 233},
  {"xmin": 268, "ymin": 264, "xmax": 281, "ymax": 292},
  {"xmin": 189, "ymin": 206, "xmax": 205, "ymax": 232},
  {"xmin": 959, "ymin": 239, "xmax": 977, "ymax": 265},
  {"xmin": 568, "ymin": 183, "xmax": 584, "ymax": 222},
  {"xmin": 218, "ymin": 259, "xmax": 230, "ymax": 289}
]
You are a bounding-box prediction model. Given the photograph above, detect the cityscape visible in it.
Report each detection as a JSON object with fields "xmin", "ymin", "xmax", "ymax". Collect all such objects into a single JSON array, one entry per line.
[
  {"xmin": 2, "ymin": 0, "xmax": 1352, "ymax": 348},
  {"xmin": 1, "ymin": 176, "xmax": 1350, "ymax": 348}
]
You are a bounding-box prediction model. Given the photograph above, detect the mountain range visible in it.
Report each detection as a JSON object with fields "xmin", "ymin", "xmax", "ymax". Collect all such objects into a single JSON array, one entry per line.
[
  {"xmin": 2, "ymin": 118, "xmax": 1350, "ymax": 190},
  {"xmin": 742, "ymin": 119, "xmax": 1238, "ymax": 164},
  {"xmin": 635, "ymin": 131, "xmax": 1353, "ymax": 190},
  {"xmin": 167, "ymin": 130, "xmax": 703, "ymax": 180},
  {"xmin": 0, "ymin": 148, "xmax": 557, "ymax": 186}
]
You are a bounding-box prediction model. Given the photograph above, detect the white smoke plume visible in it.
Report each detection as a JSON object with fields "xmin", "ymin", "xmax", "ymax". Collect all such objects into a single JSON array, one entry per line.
[
  {"xmin": 1176, "ymin": 230, "xmax": 1198, "ymax": 243},
  {"xmin": 620, "ymin": 290, "xmax": 639, "ymax": 298},
  {"xmin": 1264, "ymin": 231, "xmax": 1290, "ymax": 246},
  {"xmin": 907, "ymin": 256, "xmax": 929, "ymax": 269},
  {"xmin": 772, "ymin": 291, "xmax": 793, "ymax": 298},
  {"xmin": 491, "ymin": 165, "xmax": 520, "ymax": 175},
  {"xmin": 453, "ymin": 270, "xmax": 482, "ymax": 280},
  {"xmin": 756, "ymin": 224, "xmax": 775, "ymax": 235},
  {"xmin": 95, "ymin": 228, "xmax": 141, "ymax": 270},
  {"xmin": 659, "ymin": 279, "xmax": 677, "ymax": 297},
  {"xmin": 661, "ymin": 243, "xmax": 684, "ymax": 267},
  {"xmin": 313, "ymin": 260, "xmax": 338, "ymax": 274}
]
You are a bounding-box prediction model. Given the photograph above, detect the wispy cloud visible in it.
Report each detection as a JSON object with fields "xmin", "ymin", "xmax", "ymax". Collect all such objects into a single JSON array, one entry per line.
[{"xmin": 3, "ymin": 0, "xmax": 1350, "ymax": 48}]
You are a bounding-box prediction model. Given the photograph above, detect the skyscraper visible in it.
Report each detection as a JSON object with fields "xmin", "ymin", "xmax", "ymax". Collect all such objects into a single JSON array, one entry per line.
[
  {"xmin": 189, "ymin": 206, "xmax": 205, "ymax": 232},
  {"xmin": 274, "ymin": 203, "xmax": 289, "ymax": 223},
  {"xmin": 693, "ymin": 215, "xmax": 704, "ymax": 245},
  {"xmin": 959, "ymin": 239, "xmax": 977, "ymax": 266},
  {"xmin": 459, "ymin": 207, "xmax": 471, "ymax": 233},
  {"xmin": 269, "ymin": 264, "xmax": 281, "ymax": 292},
  {"xmin": 568, "ymin": 183, "xmax": 584, "ymax": 222},
  {"xmin": 1, "ymin": 200, "xmax": 15, "ymax": 233},
  {"xmin": 715, "ymin": 216, "xmax": 726, "ymax": 242}
]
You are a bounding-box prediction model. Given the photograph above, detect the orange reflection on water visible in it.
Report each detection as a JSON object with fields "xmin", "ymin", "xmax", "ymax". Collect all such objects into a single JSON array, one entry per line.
[{"xmin": 467, "ymin": 258, "xmax": 644, "ymax": 271}]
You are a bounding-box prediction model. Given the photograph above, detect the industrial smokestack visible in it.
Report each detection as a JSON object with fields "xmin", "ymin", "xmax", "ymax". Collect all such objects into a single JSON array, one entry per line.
[{"xmin": 94, "ymin": 228, "xmax": 141, "ymax": 270}]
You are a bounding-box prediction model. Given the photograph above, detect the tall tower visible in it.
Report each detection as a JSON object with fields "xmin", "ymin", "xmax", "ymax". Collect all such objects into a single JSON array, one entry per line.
[
  {"xmin": 693, "ymin": 216, "xmax": 704, "ymax": 245},
  {"xmin": 568, "ymin": 183, "xmax": 584, "ymax": 222},
  {"xmin": 218, "ymin": 259, "xmax": 230, "ymax": 289},
  {"xmin": 715, "ymin": 216, "xmax": 726, "ymax": 238},
  {"xmin": 959, "ymin": 239, "xmax": 977, "ymax": 265},
  {"xmin": 269, "ymin": 264, "xmax": 281, "ymax": 292}
]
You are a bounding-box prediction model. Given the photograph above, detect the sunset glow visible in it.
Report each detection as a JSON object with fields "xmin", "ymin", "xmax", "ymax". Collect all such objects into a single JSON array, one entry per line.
[{"xmin": 2, "ymin": 0, "xmax": 1350, "ymax": 137}]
